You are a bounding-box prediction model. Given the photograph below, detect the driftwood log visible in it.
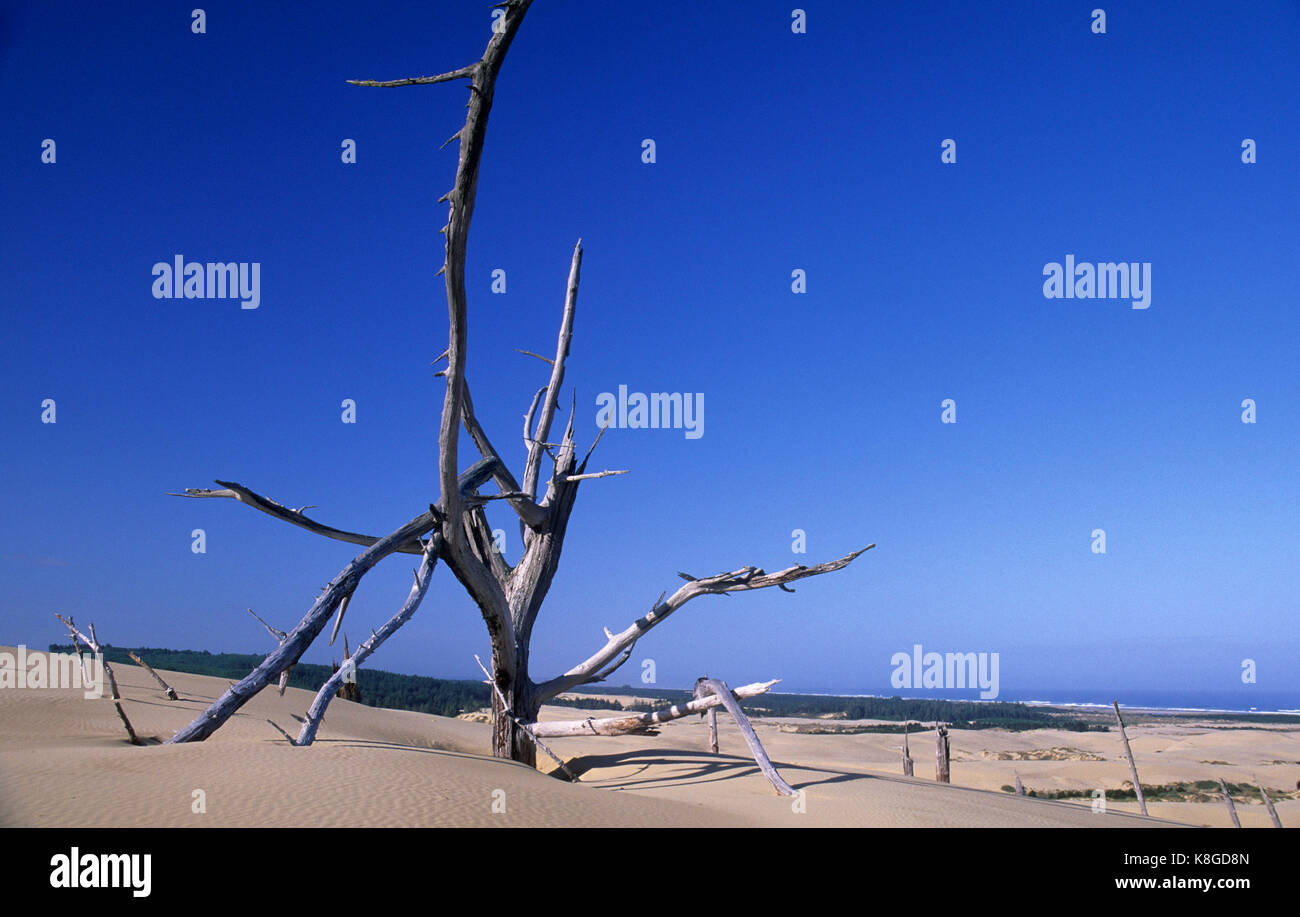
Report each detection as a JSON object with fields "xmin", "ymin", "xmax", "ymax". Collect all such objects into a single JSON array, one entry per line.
[{"xmin": 533, "ymin": 680, "xmax": 780, "ymax": 737}]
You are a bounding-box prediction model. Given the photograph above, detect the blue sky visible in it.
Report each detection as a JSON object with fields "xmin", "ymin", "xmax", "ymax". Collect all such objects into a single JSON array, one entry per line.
[{"xmin": 2, "ymin": 1, "xmax": 1297, "ymax": 703}]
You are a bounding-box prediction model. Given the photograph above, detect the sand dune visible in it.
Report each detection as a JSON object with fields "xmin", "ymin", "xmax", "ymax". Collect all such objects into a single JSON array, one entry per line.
[{"xmin": 4, "ymin": 649, "xmax": 1290, "ymax": 827}]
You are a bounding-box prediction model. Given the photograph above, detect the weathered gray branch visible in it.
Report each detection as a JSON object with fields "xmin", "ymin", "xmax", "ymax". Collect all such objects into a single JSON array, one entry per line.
[
  {"xmin": 248, "ymin": 608, "xmax": 294, "ymax": 695},
  {"xmin": 698, "ymin": 678, "xmax": 795, "ymax": 796},
  {"xmin": 536, "ymin": 546, "xmax": 874, "ymax": 701},
  {"xmin": 126, "ymin": 651, "xmax": 178, "ymax": 700},
  {"xmin": 347, "ymin": 64, "xmax": 477, "ymax": 88},
  {"xmin": 55, "ymin": 615, "xmax": 140, "ymax": 745},
  {"xmin": 532, "ymin": 680, "xmax": 780, "ymax": 737},
  {"xmin": 170, "ymin": 481, "xmax": 426, "ymax": 555},
  {"xmin": 297, "ymin": 536, "xmax": 441, "ymax": 746},
  {"xmin": 522, "ymin": 240, "xmax": 581, "ymax": 502},
  {"xmin": 165, "ymin": 510, "xmax": 438, "ymax": 744}
]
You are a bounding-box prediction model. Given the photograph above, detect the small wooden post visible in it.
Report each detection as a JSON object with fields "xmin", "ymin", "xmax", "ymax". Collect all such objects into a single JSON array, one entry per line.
[
  {"xmin": 1112, "ymin": 700, "xmax": 1147, "ymax": 816},
  {"xmin": 1258, "ymin": 783, "xmax": 1283, "ymax": 829},
  {"xmin": 693, "ymin": 677, "xmax": 720, "ymax": 754},
  {"xmin": 1218, "ymin": 778, "xmax": 1241, "ymax": 828},
  {"xmin": 935, "ymin": 722, "xmax": 950, "ymax": 784},
  {"xmin": 902, "ymin": 722, "xmax": 914, "ymax": 777},
  {"xmin": 1014, "ymin": 771, "xmax": 1025, "ymax": 796}
]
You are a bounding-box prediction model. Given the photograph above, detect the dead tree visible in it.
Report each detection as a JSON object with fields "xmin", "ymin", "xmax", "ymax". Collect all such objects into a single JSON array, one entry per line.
[
  {"xmin": 163, "ymin": 0, "xmax": 871, "ymax": 763},
  {"xmin": 901, "ymin": 721, "xmax": 914, "ymax": 776},
  {"xmin": 1112, "ymin": 700, "xmax": 1147, "ymax": 816}
]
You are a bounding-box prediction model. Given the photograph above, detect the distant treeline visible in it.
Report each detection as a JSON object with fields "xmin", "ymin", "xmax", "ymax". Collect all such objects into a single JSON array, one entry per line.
[
  {"xmin": 49, "ymin": 644, "xmax": 491, "ymax": 718},
  {"xmin": 48, "ymin": 645, "xmax": 1102, "ymax": 730}
]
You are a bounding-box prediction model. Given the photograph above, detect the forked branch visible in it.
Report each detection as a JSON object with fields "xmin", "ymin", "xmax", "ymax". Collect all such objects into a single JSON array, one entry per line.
[{"xmin": 535, "ymin": 545, "xmax": 874, "ymax": 701}]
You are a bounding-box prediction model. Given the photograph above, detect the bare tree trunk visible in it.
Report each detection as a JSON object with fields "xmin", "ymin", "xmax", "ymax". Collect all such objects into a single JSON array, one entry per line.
[
  {"xmin": 1218, "ymin": 778, "xmax": 1241, "ymax": 827},
  {"xmin": 1112, "ymin": 700, "xmax": 1147, "ymax": 816}
]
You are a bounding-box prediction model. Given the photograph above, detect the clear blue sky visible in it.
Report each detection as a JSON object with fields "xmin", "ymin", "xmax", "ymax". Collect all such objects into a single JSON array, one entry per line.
[{"xmin": 2, "ymin": 1, "xmax": 1297, "ymax": 703}]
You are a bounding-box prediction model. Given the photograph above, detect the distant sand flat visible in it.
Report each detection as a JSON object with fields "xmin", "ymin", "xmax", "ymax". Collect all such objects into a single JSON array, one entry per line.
[{"xmin": 4, "ymin": 648, "xmax": 1292, "ymax": 828}]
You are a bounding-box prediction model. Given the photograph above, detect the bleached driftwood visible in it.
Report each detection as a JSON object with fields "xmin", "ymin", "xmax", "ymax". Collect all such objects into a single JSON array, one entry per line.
[
  {"xmin": 536, "ymin": 549, "xmax": 872, "ymax": 704},
  {"xmin": 126, "ymin": 651, "xmax": 178, "ymax": 700},
  {"xmin": 1112, "ymin": 701, "xmax": 1148, "ymax": 816},
  {"xmin": 165, "ymin": 510, "xmax": 437, "ymax": 744},
  {"xmin": 296, "ymin": 537, "xmax": 440, "ymax": 746},
  {"xmin": 533, "ymin": 680, "xmax": 779, "ymax": 737},
  {"xmin": 697, "ymin": 678, "xmax": 795, "ymax": 796},
  {"xmin": 55, "ymin": 615, "xmax": 140, "ymax": 746}
]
